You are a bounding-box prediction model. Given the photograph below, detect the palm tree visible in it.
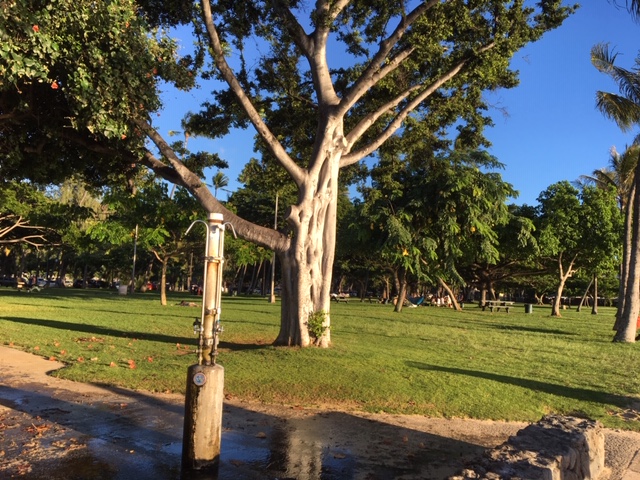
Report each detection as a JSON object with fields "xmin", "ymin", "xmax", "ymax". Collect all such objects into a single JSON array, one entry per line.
[
  {"xmin": 575, "ymin": 146, "xmax": 637, "ymax": 318},
  {"xmin": 592, "ymin": 44, "xmax": 640, "ymax": 341},
  {"xmin": 578, "ymin": 146, "xmax": 638, "ymax": 210},
  {"xmin": 617, "ymin": 0, "xmax": 640, "ymax": 17},
  {"xmin": 211, "ymin": 171, "xmax": 229, "ymax": 199}
]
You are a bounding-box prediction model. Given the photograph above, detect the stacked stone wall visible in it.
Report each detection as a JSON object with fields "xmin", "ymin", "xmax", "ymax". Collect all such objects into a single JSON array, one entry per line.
[{"xmin": 449, "ymin": 415, "xmax": 605, "ymax": 480}]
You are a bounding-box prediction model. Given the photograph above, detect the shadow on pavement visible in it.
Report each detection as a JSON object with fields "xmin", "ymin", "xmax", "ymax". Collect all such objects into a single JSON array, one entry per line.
[{"xmin": 0, "ymin": 378, "xmax": 494, "ymax": 479}]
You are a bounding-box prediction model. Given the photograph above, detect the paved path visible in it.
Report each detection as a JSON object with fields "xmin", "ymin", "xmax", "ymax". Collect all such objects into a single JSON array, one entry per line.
[{"xmin": 1, "ymin": 345, "xmax": 640, "ymax": 479}]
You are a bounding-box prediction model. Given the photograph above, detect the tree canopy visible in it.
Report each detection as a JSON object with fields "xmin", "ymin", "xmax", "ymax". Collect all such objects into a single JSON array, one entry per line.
[{"xmin": 2, "ymin": 0, "xmax": 577, "ymax": 346}]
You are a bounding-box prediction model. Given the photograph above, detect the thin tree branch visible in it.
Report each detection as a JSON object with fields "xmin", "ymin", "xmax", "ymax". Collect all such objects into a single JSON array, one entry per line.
[
  {"xmin": 200, "ymin": 0, "xmax": 305, "ymax": 187},
  {"xmin": 342, "ymin": 42, "xmax": 496, "ymax": 166},
  {"xmin": 138, "ymin": 133, "xmax": 292, "ymax": 254},
  {"xmin": 339, "ymin": 0, "xmax": 441, "ymax": 114}
]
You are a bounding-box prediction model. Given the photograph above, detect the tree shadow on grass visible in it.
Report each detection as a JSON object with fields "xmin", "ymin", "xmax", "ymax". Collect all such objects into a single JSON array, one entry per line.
[
  {"xmin": 406, "ymin": 362, "xmax": 633, "ymax": 409},
  {"xmin": 1, "ymin": 317, "xmax": 274, "ymax": 352},
  {"xmin": 1, "ymin": 316, "xmax": 194, "ymax": 345},
  {"xmin": 480, "ymin": 323, "xmax": 579, "ymax": 336},
  {"xmin": 217, "ymin": 340, "xmax": 272, "ymax": 351}
]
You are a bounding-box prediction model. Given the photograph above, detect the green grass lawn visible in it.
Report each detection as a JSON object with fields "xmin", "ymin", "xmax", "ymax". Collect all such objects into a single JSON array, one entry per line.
[{"xmin": 1, "ymin": 288, "xmax": 639, "ymax": 430}]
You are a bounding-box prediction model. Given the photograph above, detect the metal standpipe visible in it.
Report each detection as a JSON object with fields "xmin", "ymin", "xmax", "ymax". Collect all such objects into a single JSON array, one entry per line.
[{"xmin": 182, "ymin": 213, "xmax": 226, "ymax": 474}]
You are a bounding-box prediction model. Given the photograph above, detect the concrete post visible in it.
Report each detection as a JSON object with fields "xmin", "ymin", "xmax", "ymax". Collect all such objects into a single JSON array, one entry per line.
[
  {"xmin": 182, "ymin": 213, "xmax": 225, "ymax": 473},
  {"xmin": 182, "ymin": 363, "xmax": 224, "ymax": 471}
]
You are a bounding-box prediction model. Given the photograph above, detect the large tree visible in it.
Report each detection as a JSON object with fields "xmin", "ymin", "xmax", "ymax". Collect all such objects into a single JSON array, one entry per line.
[
  {"xmin": 360, "ymin": 148, "xmax": 516, "ymax": 311},
  {"xmin": 4, "ymin": 1, "xmax": 576, "ymax": 347},
  {"xmin": 0, "ymin": 0, "xmax": 199, "ymax": 185},
  {"xmin": 592, "ymin": 44, "xmax": 640, "ymax": 341},
  {"xmin": 536, "ymin": 181, "xmax": 583, "ymax": 317},
  {"xmin": 577, "ymin": 146, "xmax": 636, "ymax": 322}
]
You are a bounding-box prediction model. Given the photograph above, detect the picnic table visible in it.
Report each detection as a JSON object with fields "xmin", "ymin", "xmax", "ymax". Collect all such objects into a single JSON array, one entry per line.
[
  {"xmin": 482, "ymin": 300, "xmax": 515, "ymax": 313},
  {"xmin": 331, "ymin": 293, "xmax": 350, "ymax": 303}
]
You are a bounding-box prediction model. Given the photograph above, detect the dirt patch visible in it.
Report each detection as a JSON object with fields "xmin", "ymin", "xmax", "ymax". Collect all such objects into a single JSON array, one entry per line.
[{"xmin": 0, "ymin": 346, "xmax": 639, "ymax": 479}]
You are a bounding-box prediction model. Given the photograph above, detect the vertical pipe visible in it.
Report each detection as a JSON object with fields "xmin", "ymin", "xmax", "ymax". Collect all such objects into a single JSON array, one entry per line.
[{"xmin": 182, "ymin": 213, "xmax": 225, "ymax": 473}]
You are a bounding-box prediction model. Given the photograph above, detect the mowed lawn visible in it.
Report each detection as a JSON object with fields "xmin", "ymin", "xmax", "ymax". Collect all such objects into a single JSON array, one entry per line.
[{"xmin": 1, "ymin": 288, "xmax": 639, "ymax": 431}]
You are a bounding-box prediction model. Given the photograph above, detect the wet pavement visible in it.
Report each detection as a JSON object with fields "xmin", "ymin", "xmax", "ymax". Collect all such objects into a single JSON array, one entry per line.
[{"xmin": 2, "ymin": 346, "xmax": 640, "ymax": 479}]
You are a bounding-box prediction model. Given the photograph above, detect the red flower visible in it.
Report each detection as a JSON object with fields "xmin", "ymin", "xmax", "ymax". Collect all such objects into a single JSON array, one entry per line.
[
  {"xmin": 32, "ymin": 25, "xmax": 39, "ymax": 33},
  {"xmin": 51, "ymin": 81, "xmax": 59, "ymax": 90}
]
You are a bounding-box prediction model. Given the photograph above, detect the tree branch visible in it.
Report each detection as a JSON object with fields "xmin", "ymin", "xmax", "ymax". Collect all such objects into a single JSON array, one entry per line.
[
  {"xmin": 339, "ymin": 0, "xmax": 440, "ymax": 114},
  {"xmin": 341, "ymin": 43, "xmax": 495, "ymax": 167},
  {"xmin": 137, "ymin": 126, "xmax": 291, "ymax": 253},
  {"xmin": 200, "ymin": 0, "xmax": 305, "ymax": 187},
  {"xmin": 268, "ymin": 0, "xmax": 314, "ymax": 57}
]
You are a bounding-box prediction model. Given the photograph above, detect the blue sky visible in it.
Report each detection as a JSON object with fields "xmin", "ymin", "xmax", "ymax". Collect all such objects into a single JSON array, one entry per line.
[
  {"xmin": 157, "ymin": 2, "xmax": 640, "ymax": 206},
  {"xmin": 485, "ymin": 2, "xmax": 640, "ymax": 205}
]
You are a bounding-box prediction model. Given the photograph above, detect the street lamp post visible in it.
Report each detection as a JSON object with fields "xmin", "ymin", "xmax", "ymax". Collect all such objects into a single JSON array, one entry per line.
[
  {"xmin": 269, "ymin": 193, "xmax": 278, "ymax": 304},
  {"xmin": 130, "ymin": 224, "xmax": 138, "ymax": 294}
]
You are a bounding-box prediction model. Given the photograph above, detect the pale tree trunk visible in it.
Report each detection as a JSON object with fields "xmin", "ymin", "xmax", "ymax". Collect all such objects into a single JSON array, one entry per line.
[
  {"xmin": 615, "ymin": 166, "xmax": 640, "ymax": 342},
  {"xmin": 438, "ymin": 277, "xmax": 461, "ymax": 311},
  {"xmin": 480, "ymin": 288, "xmax": 488, "ymax": 306},
  {"xmin": 534, "ymin": 292, "xmax": 544, "ymax": 305},
  {"xmin": 379, "ymin": 276, "xmax": 391, "ymax": 303},
  {"xmin": 273, "ymin": 146, "xmax": 340, "ymax": 347},
  {"xmin": 577, "ymin": 277, "xmax": 594, "ymax": 312},
  {"xmin": 615, "ymin": 181, "xmax": 635, "ymax": 330},
  {"xmin": 551, "ymin": 252, "xmax": 578, "ymax": 317},
  {"xmin": 159, "ymin": 256, "xmax": 168, "ymax": 306},
  {"xmin": 394, "ymin": 268, "xmax": 407, "ymax": 313}
]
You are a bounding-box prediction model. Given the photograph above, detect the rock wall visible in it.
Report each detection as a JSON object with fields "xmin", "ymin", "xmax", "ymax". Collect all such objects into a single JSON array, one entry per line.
[{"xmin": 449, "ymin": 415, "xmax": 605, "ymax": 480}]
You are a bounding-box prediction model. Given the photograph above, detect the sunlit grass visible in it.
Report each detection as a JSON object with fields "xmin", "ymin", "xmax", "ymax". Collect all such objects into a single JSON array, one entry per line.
[{"xmin": 1, "ymin": 288, "xmax": 638, "ymax": 430}]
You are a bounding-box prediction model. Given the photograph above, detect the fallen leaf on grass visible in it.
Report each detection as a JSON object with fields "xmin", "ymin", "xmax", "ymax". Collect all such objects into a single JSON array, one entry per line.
[
  {"xmin": 77, "ymin": 357, "xmax": 85, "ymax": 363},
  {"xmin": 48, "ymin": 356, "xmax": 56, "ymax": 361},
  {"xmin": 26, "ymin": 423, "xmax": 51, "ymax": 434},
  {"xmin": 33, "ymin": 346, "xmax": 39, "ymax": 351},
  {"xmin": 109, "ymin": 362, "xmax": 117, "ymax": 367},
  {"xmin": 127, "ymin": 359, "xmax": 136, "ymax": 369},
  {"xmin": 147, "ymin": 356, "xmax": 153, "ymax": 362}
]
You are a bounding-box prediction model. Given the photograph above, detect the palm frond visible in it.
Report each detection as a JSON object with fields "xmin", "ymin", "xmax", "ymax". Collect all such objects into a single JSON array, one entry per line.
[
  {"xmin": 595, "ymin": 91, "xmax": 640, "ymax": 131},
  {"xmin": 591, "ymin": 43, "xmax": 618, "ymax": 73},
  {"xmin": 593, "ymin": 44, "xmax": 640, "ymax": 104}
]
